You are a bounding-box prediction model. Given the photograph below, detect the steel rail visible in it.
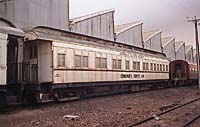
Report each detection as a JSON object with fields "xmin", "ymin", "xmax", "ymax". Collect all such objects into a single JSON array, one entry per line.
[
  {"xmin": 128, "ymin": 97, "xmax": 200, "ymax": 127},
  {"xmin": 182, "ymin": 114, "xmax": 200, "ymax": 127}
]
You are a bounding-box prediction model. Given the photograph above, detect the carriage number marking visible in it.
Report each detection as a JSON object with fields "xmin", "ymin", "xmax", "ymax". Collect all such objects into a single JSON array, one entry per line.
[{"xmin": 120, "ymin": 74, "xmax": 145, "ymax": 79}]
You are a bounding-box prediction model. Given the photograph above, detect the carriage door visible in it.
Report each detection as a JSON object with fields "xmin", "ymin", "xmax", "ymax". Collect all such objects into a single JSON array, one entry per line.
[
  {"xmin": 27, "ymin": 45, "xmax": 38, "ymax": 82},
  {"xmin": 7, "ymin": 37, "xmax": 19, "ymax": 83},
  {"xmin": 0, "ymin": 33, "xmax": 8, "ymax": 85}
]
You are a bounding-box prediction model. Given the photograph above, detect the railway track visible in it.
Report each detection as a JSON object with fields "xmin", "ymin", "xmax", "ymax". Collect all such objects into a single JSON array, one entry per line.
[
  {"xmin": 128, "ymin": 97, "xmax": 200, "ymax": 127},
  {"xmin": 182, "ymin": 114, "xmax": 200, "ymax": 127}
]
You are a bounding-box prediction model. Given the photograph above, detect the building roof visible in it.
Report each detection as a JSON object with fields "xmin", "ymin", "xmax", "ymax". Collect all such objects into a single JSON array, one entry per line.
[
  {"xmin": 70, "ymin": 8, "xmax": 115, "ymax": 24},
  {"xmin": 185, "ymin": 45, "xmax": 193, "ymax": 54},
  {"xmin": 175, "ymin": 41, "xmax": 185, "ymax": 52},
  {"xmin": 0, "ymin": 26, "xmax": 24, "ymax": 36},
  {"xmin": 193, "ymin": 49, "xmax": 197, "ymax": 56},
  {"xmin": 143, "ymin": 30, "xmax": 161, "ymax": 42},
  {"xmin": 115, "ymin": 21, "xmax": 143, "ymax": 35},
  {"xmin": 161, "ymin": 37, "xmax": 175, "ymax": 48}
]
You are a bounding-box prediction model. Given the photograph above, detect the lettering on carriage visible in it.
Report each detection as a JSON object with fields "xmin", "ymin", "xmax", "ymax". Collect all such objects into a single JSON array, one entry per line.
[{"xmin": 120, "ymin": 74, "xmax": 145, "ymax": 79}]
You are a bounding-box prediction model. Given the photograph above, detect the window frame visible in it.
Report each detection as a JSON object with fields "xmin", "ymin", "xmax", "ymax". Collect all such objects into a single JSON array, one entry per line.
[{"xmin": 57, "ymin": 53, "xmax": 66, "ymax": 67}]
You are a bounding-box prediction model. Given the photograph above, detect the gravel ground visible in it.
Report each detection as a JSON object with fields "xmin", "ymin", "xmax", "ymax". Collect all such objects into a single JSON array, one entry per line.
[
  {"xmin": 140, "ymin": 97, "xmax": 200, "ymax": 127},
  {"xmin": 0, "ymin": 86, "xmax": 200, "ymax": 127}
]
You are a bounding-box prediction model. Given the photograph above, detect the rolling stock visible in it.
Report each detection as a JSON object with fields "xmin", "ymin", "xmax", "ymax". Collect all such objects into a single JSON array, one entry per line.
[{"xmin": 0, "ymin": 26, "xmax": 197, "ymax": 107}]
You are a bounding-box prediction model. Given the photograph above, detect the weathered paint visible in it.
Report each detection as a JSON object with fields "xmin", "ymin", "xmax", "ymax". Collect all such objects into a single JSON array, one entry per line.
[
  {"xmin": 52, "ymin": 41, "xmax": 169, "ymax": 84},
  {"xmin": 115, "ymin": 22, "xmax": 143, "ymax": 48},
  {"xmin": 70, "ymin": 9, "xmax": 115, "ymax": 41},
  {"xmin": 175, "ymin": 41, "xmax": 186, "ymax": 60},
  {"xmin": 143, "ymin": 30, "xmax": 162, "ymax": 53},
  {"xmin": 24, "ymin": 41, "xmax": 52, "ymax": 83},
  {"xmin": 0, "ymin": 32, "xmax": 8, "ymax": 85},
  {"xmin": 185, "ymin": 45, "xmax": 194, "ymax": 63},
  {"xmin": 162, "ymin": 37, "xmax": 176, "ymax": 61},
  {"xmin": 0, "ymin": 0, "xmax": 69, "ymax": 30}
]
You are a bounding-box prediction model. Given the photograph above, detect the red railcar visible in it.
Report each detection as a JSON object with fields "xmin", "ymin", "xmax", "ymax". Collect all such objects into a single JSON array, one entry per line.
[{"xmin": 169, "ymin": 60, "xmax": 197, "ymax": 85}]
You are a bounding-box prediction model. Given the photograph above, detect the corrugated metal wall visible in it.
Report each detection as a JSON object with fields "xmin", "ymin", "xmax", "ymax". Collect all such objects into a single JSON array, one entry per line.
[
  {"xmin": 185, "ymin": 46, "xmax": 194, "ymax": 63},
  {"xmin": 163, "ymin": 39, "xmax": 176, "ymax": 61},
  {"xmin": 193, "ymin": 49, "xmax": 197, "ymax": 63},
  {"xmin": 115, "ymin": 24, "xmax": 143, "ymax": 48},
  {"xmin": 70, "ymin": 11, "xmax": 115, "ymax": 41},
  {"xmin": 0, "ymin": 0, "xmax": 69, "ymax": 30},
  {"xmin": 144, "ymin": 32, "xmax": 162, "ymax": 53},
  {"xmin": 175, "ymin": 42, "xmax": 186, "ymax": 60}
]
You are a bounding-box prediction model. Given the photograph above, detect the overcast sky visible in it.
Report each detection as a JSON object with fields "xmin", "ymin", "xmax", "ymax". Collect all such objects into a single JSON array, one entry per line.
[{"xmin": 70, "ymin": 0, "xmax": 200, "ymax": 47}]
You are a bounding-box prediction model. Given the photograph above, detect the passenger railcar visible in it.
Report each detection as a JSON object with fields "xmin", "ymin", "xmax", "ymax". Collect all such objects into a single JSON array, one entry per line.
[
  {"xmin": 169, "ymin": 60, "xmax": 198, "ymax": 85},
  {"xmin": 0, "ymin": 26, "xmax": 171, "ymax": 105},
  {"xmin": 0, "ymin": 25, "xmax": 197, "ymax": 106},
  {"xmin": 23, "ymin": 26, "xmax": 170, "ymax": 103}
]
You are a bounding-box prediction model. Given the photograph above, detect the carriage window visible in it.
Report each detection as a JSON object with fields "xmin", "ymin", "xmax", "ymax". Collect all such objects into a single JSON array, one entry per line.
[
  {"xmin": 163, "ymin": 64, "xmax": 165, "ymax": 72},
  {"xmin": 126, "ymin": 61, "xmax": 130, "ymax": 70},
  {"xmin": 75, "ymin": 55, "xmax": 82, "ymax": 67},
  {"xmin": 157, "ymin": 64, "xmax": 159, "ymax": 71},
  {"xmin": 143, "ymin": 63, "xmax": 145, "ymax": 70},
  {"xmin": 58, "ymin": 53, "xmax": 65, "ymax": 67},
  {"xmin": 118, "ymin": 60, "xmax": 122, "ymax": 69},
  {"xmin": 154, "ymin": 64, "xmax": 156, "ymax": 71},
  {"xmin": 160, "ymin": 64, "xmax": 162, "ymax": 71},
  {"xmin": 143, "ymin": 63, "xmax": 149, "ymax": 70},
  {"xmin": 150, "ymin": 63, "xmax": 153, "ymax": 71},
  {"xmin": 166, "ymin": 65, "xmax": 169, "ymax": 72},
  {"xmin": 30, "ymin": 46, "xmax": 37, "ymax": 59},
  {"xmin": 82, "ymin": 56, "xmax": 89, "ymax": 68},
  {"xmin": 101, "ymin": 58, "xmax": 107, "ymax": 69},
  {"xmin": 112, "ymin": 59, "xmax": 117, "ymax": 69},
  {"xmin": 96, "ymin": 57, "xmax": 101, "ymax": 68},
  {"xmin": 137, "ymin": 62, "xmax": 140, "ymax": 70},
  {"xmin": 133, "ymin": 62, "xmax": 137, "ymax": 70}
]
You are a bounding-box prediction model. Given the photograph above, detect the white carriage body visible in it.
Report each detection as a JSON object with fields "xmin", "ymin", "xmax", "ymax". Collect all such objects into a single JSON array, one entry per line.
[
  {"xmin": 0, "ymin": 32, "xmax": 8, "ymax": 85},
  {"xmin": 25, "ymin": 27, "xmax": 170, "ymax": 84}
]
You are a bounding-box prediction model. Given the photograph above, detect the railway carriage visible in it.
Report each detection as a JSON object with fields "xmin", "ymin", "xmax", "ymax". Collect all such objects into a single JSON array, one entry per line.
[
  {"xmin": 0, "ymin": 25, "xmax": 197, "ymax": 106},
  {"xmin": 169, "ymin": 60, "xmax": 198, "ymax": 85},
  {"xmin": 21, "ymin": 26, "xmax": 170, "ymax": 103}
]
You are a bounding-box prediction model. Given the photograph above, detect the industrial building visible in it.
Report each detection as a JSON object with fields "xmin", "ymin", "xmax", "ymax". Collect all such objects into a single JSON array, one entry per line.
[
  {"xmin": 143, "ymin": 30, "xmax": 162, "ymax": 53},
  {"xmin": 161, "ymin": 37, "xmax": 176, "ymax": 61},
  {"xmin": 70, "ymin": 9, "xmax": 115, "ymax": 41},
  {"xmin": 175, "ymin": 41, "xmax": 186, "ymax": 60},
  {"xmin": 114, "ymin": 21, "xmax": 143, "ymax": 48},
  {"xmin": 185, "ymin": 45, "xmax": 194, "ymax": 63},
  {"xmin": 0, "ymin": 0, "xmax": 69, "ymax": 30},
  {"xmin": 193, "ymin": 49, "xmax": 197, "ymax": 63}
]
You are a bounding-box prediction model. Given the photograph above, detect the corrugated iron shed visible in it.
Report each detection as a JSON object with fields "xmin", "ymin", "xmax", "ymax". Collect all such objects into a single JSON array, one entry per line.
[
  {"xmin": 193, "ymin": 49, "xmax": 197, "ymax": 63},
  {"xmin": 70, "ymin": 9, "xmax": 115, "ymax": 41},
  {"xmin": 114, "ymin": 21, "xmax": 143, "ymax": 48},
  {"xmin": 175, "ymin": 41, "xmax": 186, "ymax": 60},
  {"xmin": 185, "ymin": 45, "xmax": 194, "ymax": 62},
  {"xmin": 161, "ymin": 37, "xmax": 176, "ymax": 61},
  {"xmin": 0, "ymin": 0, "xmax": 69, "ymax": 30},
  {"xmin": 143, "ymin": 30, "xmax": 162, "ymax": 53}
]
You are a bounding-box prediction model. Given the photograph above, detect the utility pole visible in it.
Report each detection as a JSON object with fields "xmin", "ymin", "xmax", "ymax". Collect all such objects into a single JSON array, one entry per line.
[{"xmin": 188, "ymin": 16, "xmax": 200, "ymax": 88}]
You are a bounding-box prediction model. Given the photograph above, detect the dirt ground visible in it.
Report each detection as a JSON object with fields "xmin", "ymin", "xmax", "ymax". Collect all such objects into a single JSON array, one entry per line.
[{"xmin": 0, "ymin": 86, "xmax": 200, "ymax": 127}]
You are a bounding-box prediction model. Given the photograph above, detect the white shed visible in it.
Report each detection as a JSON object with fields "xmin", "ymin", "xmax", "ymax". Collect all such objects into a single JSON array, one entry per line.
[
  {"xmin": 70, "ymin": 9, "xmax": 115, "ymax": 41},
  {"xmin": 161, "ymin": 37, "xmax": 176, "ymax": 61},
  {"xmin": 143, "ymin": 30, "xmax": 162, "ymax": 53},
  {"xmin": 193, "ymin": 49, "xmax": 197, "ymax": 63},
  {"xmin": 0, "ymin": 0, "xmax": 69, "ymax": 30},
  {"xmin": 185, "ymin": 45, "xmax": 194, "ymax": 63},
  {"xmin": 114, "ymin": 21, "xmax": 143, "ymax": 48},
  {"xmin": 175, "ymin": 41, "xmax": 186, "ymax": 60}
]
